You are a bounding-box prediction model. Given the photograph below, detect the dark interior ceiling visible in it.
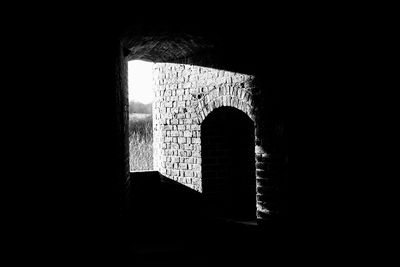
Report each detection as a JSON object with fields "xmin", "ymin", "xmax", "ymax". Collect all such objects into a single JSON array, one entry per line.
[
  {"xmin": 119, "ymin": 13, "xmax": 284, "ymax": 76},
  {"xmin": 123, "ymin": 32, "xmax": 213, "ymax": 62}
]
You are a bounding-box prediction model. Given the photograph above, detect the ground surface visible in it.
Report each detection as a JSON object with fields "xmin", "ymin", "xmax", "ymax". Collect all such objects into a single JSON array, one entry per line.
[{"xmin": 126, "ymin": 172, "xmax": 287, "ymax": 266}]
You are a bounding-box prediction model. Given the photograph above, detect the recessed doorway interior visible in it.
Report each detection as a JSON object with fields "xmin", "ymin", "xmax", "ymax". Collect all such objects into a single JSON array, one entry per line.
[{"xmin": 201, "ymin": 106, "xmax": 256, "ymax": 221}]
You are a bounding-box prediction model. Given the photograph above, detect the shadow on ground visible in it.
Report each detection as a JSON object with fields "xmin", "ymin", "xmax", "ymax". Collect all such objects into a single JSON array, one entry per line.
[{"xmin": 126, "ymin": 172, "xmax": 287, "ymax": 266}]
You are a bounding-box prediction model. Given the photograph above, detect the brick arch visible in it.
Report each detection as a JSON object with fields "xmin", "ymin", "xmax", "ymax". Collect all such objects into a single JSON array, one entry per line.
[
  {"xmin": 195, "ymin": 88, "xmax": 255, "ymax": 124},
  {"xmin": 150, "ymin": 62, "xmax": 278, "ymax": 222}
]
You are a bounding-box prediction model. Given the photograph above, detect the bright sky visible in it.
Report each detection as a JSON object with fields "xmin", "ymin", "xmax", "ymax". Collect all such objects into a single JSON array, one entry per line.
[{"xmin": 128, "ymin": 60, "xmax": 154, "ymax": 104}]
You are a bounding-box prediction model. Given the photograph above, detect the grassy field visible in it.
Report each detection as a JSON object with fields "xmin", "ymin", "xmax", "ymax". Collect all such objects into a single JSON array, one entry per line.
[{"xmin": 129, "ymin": 113, "xmax": 153, "ymax": 171}]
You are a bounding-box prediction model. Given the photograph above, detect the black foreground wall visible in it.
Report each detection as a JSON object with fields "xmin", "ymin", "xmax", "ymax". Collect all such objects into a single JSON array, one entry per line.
[{"xmin": 6, "ymin": 7, "xmax": 287, "ymax": 265}]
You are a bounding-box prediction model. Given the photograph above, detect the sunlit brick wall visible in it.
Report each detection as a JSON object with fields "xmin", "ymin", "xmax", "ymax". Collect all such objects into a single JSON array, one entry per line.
[{"xmin": 152, "ymin": 63, "xmax": 256, "ymax": 193}]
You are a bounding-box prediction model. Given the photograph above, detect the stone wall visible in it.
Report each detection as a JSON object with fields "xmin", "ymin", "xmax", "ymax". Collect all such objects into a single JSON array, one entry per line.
[{"xmin": 152, "ymin": 63, "xmax": 256, "ymax": 193}]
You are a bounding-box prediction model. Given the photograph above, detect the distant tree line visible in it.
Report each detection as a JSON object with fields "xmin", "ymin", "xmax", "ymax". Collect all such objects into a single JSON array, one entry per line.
[{"xmin": 129, "ymin": 101, "xmax": 152, "ymax": 114}]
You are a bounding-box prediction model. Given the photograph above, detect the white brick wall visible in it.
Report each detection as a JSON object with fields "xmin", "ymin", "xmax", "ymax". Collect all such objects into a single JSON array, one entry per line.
[{"xmin": 152, "ymin": 63, "xmax": 256, "ymax": 193}]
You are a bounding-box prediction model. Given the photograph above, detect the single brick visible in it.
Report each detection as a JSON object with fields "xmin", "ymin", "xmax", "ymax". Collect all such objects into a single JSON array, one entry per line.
[
  {"xmin": 191, "ymin": 125, "xmax": 200, "ymax": 131},
  {"xmin": 183, "ymin": 131, "xmax": 192, "ymax": 137},
  {"xmin": 179, "ymin": 163, "xmax": 188, "ymax": 169},
  {"xmin": 185, "ymin": 170, "xmax": 194, "ymax": 177}
]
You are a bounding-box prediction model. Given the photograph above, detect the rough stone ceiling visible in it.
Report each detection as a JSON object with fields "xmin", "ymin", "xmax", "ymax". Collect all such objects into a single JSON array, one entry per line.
[
  {"xmin": 123, "ymin": 33, "xmax": 213, "ymax": 62},
  {"xmin": 120, "ymin": 16, "xmax": 282, "ymax": 76}
]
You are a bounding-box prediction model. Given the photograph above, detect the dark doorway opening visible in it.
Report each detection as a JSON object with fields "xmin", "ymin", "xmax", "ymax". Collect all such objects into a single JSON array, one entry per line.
[{"xmin": 202, "ymin": 107, "xmax": 256, "ymax": 221}]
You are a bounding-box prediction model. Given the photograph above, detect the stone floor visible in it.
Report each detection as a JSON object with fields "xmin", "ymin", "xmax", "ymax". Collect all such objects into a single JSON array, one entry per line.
[
  {"xmin": 126, "ymin": 173, "xmax": 286, "ymax": 266},
  {"xmin": 127, "ymin": 218, "xmax": 285, "ymax": 266}
]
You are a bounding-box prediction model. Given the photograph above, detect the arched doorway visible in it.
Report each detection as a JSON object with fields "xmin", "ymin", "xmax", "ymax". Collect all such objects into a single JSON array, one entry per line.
[{"xmin": 202, "ymin": 107, "xmax": 256, "ymax": 221}]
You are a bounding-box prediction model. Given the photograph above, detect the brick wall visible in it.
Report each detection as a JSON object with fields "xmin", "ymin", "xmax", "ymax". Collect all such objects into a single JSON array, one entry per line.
[{"xmin": 152, "ymin": 63, "xmax": 256, "ymax": 192}]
